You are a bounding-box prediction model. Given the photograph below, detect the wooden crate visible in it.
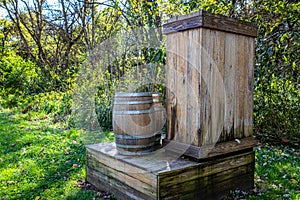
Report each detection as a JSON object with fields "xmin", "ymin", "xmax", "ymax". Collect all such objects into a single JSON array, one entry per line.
[
  {"xmin": 163, "ymin": 11, "xmax": 257, "ymax": 158},
  {"xmin": 86, "ymin": 143, "xmax": 255, "ymax": 200}
]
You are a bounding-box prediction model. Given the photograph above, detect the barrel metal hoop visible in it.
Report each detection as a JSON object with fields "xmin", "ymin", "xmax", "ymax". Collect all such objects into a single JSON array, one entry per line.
[
  {"xmin": 115, "ymin": 149, "xmax": 154, "ymax": 155},
  {"xmin": 114, "ymin": 132, "xmax": 161, "ymax": 139},
  {"xmin": 113, "ymin": 107, "xmax": 164, "ymax": 115},
  {"xmin": 114, "ymin": 100, "xmax": 153, "ymax": 105},
  {"xmin": 115, "ymin": 142, "xmax": 156, "ymax": 149}
]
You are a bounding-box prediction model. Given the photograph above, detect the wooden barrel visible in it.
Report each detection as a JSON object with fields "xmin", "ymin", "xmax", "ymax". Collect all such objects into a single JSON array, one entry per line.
[{"xmin": 113, "ymin": 92, "xmax": 165, "ymax": 155}]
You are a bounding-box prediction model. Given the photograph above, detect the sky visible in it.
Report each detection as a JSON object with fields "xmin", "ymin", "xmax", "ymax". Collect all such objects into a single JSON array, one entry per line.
[
  {"xmin": 0, "ymin": 0, "xmax": 59, "ymax": 18},
  {"xmin": 0, "ymin": 8, "xmax": 6, "ymax": 18}
]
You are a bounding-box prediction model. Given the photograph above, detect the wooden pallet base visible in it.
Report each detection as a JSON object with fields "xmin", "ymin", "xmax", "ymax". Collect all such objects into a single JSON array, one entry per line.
[{"xmin": 86, "ymin": 142, "xmax": 254, "ymax": 200}]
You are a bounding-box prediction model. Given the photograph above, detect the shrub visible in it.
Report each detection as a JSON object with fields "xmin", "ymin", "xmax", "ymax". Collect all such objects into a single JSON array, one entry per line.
[{"xmin": 0, "ymin": 52, "xmax": 40, "ymax": 107}]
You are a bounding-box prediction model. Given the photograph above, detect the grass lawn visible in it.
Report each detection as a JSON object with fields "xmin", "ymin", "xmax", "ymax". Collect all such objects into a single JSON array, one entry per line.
[
  {"xmin": 0, "ymin": 108, "xmax": 299, "ymax": 200},
  {"xmin": 0, "ymin": 108, "xmax": 113, "ymax": 200}
]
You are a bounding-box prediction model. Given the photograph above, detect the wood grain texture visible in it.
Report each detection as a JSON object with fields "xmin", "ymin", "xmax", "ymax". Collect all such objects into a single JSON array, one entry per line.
[
  {"xmin": 163, "ymin": 10, "xmax": 258, "ymax": 37},
  {"xmin": 165, "ymin": 13, "xmax": 256, "ymax": 156},
  {"xmin": 189, "ymin": 28, "xmax": 202, "ymax": 146},
  {"xmin": 200, "ymin": 28, "xmax": 212, "ymax": 146},
  {"xmin": 164, "ymin": 136, "xmax": 257, "ymax": 159},
  {"xmin": 86, "ymin": 143, "xmax": 255, "ymax": 200},
  {"xmin": 166, "ymin": 32, "xmax": 178, "ymax": 141},
  {"xmin": 234, "ymin": 34, "xmax": 245, "ymax": 139},
  {"xmin": 244, "ymin": 37, "xmax": 255, "ymax": 137},
  {"xmin": 87, "ymin": 168, "xmax": 152, "ymax": 200},
  {"xmin": 223, "ymin": 32, "xmax": 236, "ymax": 142},
  {"xmin": 176, "ymin": 31, "xmax": 187, "ymax": 143},
  {"xmin": 158, "ymin": 162, "xmax": 254, "ymax": 199}
]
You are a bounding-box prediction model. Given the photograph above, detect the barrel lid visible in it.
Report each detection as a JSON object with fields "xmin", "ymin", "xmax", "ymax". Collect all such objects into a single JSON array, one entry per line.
[{"xmin": 115, "ymin": 92, "xmax": 160, "ymax": 97}]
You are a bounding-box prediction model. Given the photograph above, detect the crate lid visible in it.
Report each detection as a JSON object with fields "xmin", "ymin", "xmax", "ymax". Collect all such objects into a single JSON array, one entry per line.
[{"xmin": 163, "ymin": 10, "xmax": 257, "ymax": 37}]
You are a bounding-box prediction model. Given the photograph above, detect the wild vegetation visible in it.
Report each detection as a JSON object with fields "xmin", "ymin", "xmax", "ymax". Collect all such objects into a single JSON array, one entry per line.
[{"xmin": 0, "ymin": 0, "xmax": 299, "ymax": 199}]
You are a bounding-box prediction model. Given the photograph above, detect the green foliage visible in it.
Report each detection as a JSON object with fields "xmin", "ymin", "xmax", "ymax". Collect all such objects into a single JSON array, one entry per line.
[
  {"xmin": 95, "ymin": 84, "xmax": 114, "ymax": 130},
  {"xmin": 252, "ymin": 0, "xmax": 300, "ymax": 141},
  {"xmin": 0, "ymin": 52, "xmax": 40, "ymax": 107},
  {"xmin": 254, "ymin": 75, "xmax": 299, "ymax": 140},
  {"xmin": 20, "ymin": 91, "xmax": 73, "ymax": 124}
]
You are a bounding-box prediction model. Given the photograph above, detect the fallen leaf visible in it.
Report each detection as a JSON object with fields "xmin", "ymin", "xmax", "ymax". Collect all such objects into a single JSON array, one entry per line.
[
  {"xmin": 11, "ymin": 143, "xmax": 16, "ymax": 147},
  {"xmin": 75, "ymin": 180, "xmax": 85, "ymax": 188},
  {"xmin": 291, "ymin": 179, "xmax": 298, "ymax": 185},
  {"xmin": 294, "ymin": 152, "xmax": 299, "ymax": 155},
  {"xmin": 73, "ymin": 164, "xmax": 80, "ymax": 168},
  {"xmin": 281, "ymin": 137, "xmax": 289, "ymax": 143},
  {"xmin": 7, "ymin": 181, "xmax": 17, "ymax": 185},
  {"xmin": 35, "ymin": 196, "xmax": 40, "ymax": 200}
]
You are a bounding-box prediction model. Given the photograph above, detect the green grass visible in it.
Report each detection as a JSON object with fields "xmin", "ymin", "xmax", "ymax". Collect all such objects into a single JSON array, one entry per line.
[
  {"xmin": 0, "ymin": 108, "xmax": 113, "ymax": 200},
  {"xmin": 0, "ymin": 108, "xmax": 299, "ymax": 200},
  {"xmin": 250, "ymin": 145, "xmax": 300, "ymax": 200},
  {"xmin": 225, "ymin": 144, "xmax": 300, "ymax": 200}
]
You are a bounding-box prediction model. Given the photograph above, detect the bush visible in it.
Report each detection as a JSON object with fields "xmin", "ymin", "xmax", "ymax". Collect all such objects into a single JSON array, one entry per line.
[
  {"xmin": 0, "ymin": 52, "xmax": 40, "ymax": 107},
  {"xmin": 20, "ymin": 91, "xmax": 72, "ymax": 124}
]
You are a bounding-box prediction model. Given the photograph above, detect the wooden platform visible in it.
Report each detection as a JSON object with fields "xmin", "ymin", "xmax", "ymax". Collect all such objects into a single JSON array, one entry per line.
[{"xmin": 86, "ymin": 143, "xmax": 255, "ymax": 200}]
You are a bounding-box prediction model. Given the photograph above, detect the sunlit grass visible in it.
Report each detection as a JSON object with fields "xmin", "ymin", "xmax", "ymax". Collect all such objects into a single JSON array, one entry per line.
[
  {"xmin": 0, "ymin": 109, "xmax": 113, "ymax": 200},
  {"xmin": 250, "ymin": 145, "xmax": 300, "ymax": 200}
]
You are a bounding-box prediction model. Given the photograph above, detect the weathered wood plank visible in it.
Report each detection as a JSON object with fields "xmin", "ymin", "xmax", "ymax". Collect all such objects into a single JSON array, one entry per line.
[
  {"xmin": 87, "ymin": 167, "xmax": 153, "ymax": 200},
  {"xmin": 159, "ymin": 163, "xmax": 254, "ymax": 199},
  {"xmin": 87, "ymin": 154, "xmax": 156, "ymax": 197},
  {"xmin": 166, "ymin": 33, "xmax": 178, "ymax": 141},
  {"xmin": 223, "ymin": 32, "xmax": 236, "ymax": 142},
  {"xmin": 234, "ymin": 35, "xmax": 246, "ymax": 138},
  {"xmin": 164, "ymin": 137, "xmax": 257, "ymax": 159},
  {"xmin": 211, "ymin": 30, "xmax": 226, "ymax": 144},
  {"xmin": 188, "ymin": 28, "xmax": 202, "ymax": 146},
  {"xmin": 213, "ymin": 30, "xmax": 226, "ymax": 143},
  {"xmin": 244, "ymin": 37, "xmax": 255, "ymax": 137},
  {"xmin": 86, "ymin": 143, "xmax": 199, "ymax": 174},
  {"xmin": 200, "ymin": 28, "xmax": 212, "ymax": 146},
  {"xmin": 163, "ymin": 10, "xmax": 258, "ymax": 37},
  {"xmin": 86, "ymin": 145, "xmax": 157, "ymax": 183},
  {"xmin": 159, "ymin": 151, "xmax": 254, "ymax": 181},
  {"xmin": 158, "ymin": 150, "xmax": 254, "ymax": 199},
  {"xmin": 86, "ymin": 143, "xmax": 255, "ymax": 200},
  {"xmin": 186, "ymin": 29, "xmax": 193, "ymax": 146},
  {"xmin": 177, "ymin": 31, "xmax": 187, "ymax": 143},
  {"xmin": 166, "ymin": 33, "xmax": 173, "ymax": 141}
]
